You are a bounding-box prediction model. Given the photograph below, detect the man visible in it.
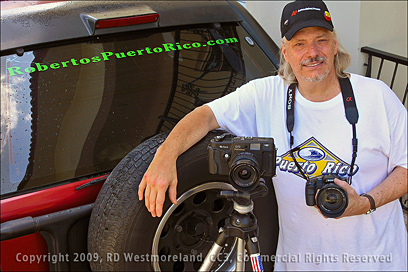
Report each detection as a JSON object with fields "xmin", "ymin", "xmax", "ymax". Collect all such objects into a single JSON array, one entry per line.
[{"xmin": 139, "ymin": 0, "xmax": 407, "ymax": 270}]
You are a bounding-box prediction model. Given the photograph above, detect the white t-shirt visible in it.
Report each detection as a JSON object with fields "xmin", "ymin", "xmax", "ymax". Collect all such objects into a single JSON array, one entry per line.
[{"xmin": 207, "ymin": 73, "xmax": 407, "ymax": 271}]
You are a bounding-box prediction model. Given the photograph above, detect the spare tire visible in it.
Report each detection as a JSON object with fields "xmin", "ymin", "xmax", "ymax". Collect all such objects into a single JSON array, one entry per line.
[{"xmin": 88, "ymin": 130, "xmax": 279, "ymax": 271}]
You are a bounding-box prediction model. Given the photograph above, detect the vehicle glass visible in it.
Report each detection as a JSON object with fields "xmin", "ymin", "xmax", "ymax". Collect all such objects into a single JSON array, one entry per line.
[{"xmin": 1, "ymin": 23, "xmax": 277, "ymax": 196}]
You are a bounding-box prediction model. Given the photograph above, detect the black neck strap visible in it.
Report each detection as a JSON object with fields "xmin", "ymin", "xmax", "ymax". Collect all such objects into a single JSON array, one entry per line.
[{"xmin": 286, "ymin": 77, "xmax": 358, "ymax": 184}]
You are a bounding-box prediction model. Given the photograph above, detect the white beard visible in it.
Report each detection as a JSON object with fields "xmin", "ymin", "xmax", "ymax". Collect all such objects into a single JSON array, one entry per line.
[
  {"xmin": 299, "ymin": 56, "xmax": 331, "ymax": 82},
  {"xmin": 302, "ymin": 68, "xmax": 330, "ymax": 82}
]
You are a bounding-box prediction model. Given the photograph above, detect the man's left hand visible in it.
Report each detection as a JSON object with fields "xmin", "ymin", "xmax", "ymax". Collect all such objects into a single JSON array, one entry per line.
[
  {"xmin": 332, "ymin": 178, "xmax": 370, "ymax": 218},
  {"xmin": 314, "ymin": 178, "xmax": 371, "ymax": 219}
]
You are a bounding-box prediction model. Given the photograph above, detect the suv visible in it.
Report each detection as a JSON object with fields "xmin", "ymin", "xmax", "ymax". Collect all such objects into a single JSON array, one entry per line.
[{"xmin": 1, "ymin": 1, "xmax": 280, "ymax": 271}]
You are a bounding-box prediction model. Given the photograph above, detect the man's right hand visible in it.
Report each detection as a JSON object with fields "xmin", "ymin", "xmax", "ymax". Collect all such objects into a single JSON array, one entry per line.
[
  {"xmin": 138, "ymin": 147, "xmax": 178, "ymax": 217},
  {"xmin": 137, "ymin": 105, "xmax": 219, "ymax": 217}
]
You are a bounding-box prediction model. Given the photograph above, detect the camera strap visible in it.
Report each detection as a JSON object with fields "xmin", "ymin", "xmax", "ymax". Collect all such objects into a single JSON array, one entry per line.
[{"xmin": 286, "ymin": 76, "xmax": 358, "ymax": 184}]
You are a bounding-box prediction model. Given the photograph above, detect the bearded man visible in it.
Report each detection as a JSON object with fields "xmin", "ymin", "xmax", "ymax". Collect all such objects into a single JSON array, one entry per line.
[{"xmin": 139, "ymin": 1, "xmax": 408, "ymax": 270}]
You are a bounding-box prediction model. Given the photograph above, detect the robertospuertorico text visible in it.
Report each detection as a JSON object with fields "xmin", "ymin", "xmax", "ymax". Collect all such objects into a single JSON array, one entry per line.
[
  {"xmin": 15, "ymin": 252, "xmax": 393, "ymax": 265},
  {"xmin": 6, "ymin": 38, "xmax": 239, "ymax": 77}
]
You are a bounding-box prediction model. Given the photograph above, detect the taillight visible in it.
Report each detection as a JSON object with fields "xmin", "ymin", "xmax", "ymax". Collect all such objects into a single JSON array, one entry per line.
[{"xmin": 95, "ymin": 13, "xmax": 159, "ymax": 29}]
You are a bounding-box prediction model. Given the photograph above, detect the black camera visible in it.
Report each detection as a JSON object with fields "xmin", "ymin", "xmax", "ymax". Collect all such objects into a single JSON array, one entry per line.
[
  {"xmin": 208, "ymin": 134, "xmax": 276, "ymax": 191},
  {"xmin": 305, "ymin": 174, "xmax": 348, "ymax": 218}
]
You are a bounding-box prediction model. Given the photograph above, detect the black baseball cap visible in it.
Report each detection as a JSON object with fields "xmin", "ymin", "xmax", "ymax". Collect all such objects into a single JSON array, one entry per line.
[{"xmin": 281, "ymin": 0, "xmax": 334, "ymax": 41}]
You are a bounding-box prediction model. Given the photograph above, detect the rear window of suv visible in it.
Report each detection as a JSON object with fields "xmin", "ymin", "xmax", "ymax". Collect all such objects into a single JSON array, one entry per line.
[{"xmin": 1, "ymin": 23, "xmax": 277, "ymax": 196}]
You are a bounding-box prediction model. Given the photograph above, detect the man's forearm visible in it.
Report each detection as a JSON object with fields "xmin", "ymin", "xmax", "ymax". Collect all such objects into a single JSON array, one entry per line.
[
  {"xmin": 156, "ymin": 105, "xmax": 220, "ymax": 160},
  {"xmin": 367, "ymin": 166, "xmax": 408, "ymax": 209},
  {"xmin": 333, "ymin": 166, "xmax": 407, "ymax": 217}
]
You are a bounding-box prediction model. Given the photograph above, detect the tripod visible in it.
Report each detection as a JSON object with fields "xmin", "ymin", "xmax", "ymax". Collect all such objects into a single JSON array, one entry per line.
[{"xmin": 199, "ymin": 182, "xmax": 268, "ymax": 272}]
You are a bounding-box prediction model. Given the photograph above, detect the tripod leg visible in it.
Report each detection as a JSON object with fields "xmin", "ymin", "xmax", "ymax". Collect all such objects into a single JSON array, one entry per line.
[
  {"xmin": 246, "ymin": 236, "xmax": 263, "ymax": 272},
  {"xmin": 199, "ymin": 231, "xmax": 228, "ymax": 272},
  {"xmin": 199, "ymin": 243, "xmax": 223, "ymax": 272},
  {"xmin": 235, "ymin": 238, "xmax": 245, "ymax": 272}
]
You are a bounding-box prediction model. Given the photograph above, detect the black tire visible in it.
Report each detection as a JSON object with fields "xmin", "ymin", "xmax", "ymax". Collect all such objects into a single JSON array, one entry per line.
[
  {"xmin": 400, "ymin": 194, "xmax": 408, "ymax": 211},
  {"xmin": 88, "ymin": 131, "xmax": 279, "ymax": 271}
]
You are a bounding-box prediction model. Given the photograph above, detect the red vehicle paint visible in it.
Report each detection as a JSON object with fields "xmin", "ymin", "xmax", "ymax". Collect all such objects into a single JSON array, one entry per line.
[{"xmin": 1, "ymin": 176, "xmax": 105, "ymax": 272}]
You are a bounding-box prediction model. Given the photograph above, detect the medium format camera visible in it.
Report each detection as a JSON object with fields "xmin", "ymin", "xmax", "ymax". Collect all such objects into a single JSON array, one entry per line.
[
  {"xmin": 208, "ymin": 134, "xmax": 276, "ymax": 191},
  {"xmin": 305, "ymin": 174, "xmax": 348, "ymax": 218}
]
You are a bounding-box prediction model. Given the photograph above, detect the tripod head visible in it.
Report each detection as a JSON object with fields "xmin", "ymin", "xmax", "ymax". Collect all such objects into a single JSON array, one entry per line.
[
  {"xmin": 218, "ymin": 179, "xmax": 268, "ymax": 207},
  {"xmin": 200, "ymin": 180, "xmax": 268, "ymax": 272}
]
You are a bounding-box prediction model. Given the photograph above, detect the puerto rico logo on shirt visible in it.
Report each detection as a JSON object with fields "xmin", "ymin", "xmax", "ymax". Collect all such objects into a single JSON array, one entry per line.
[{"xmin": 277, "ymin": 137, "xmax": 359, "ymax": 179}]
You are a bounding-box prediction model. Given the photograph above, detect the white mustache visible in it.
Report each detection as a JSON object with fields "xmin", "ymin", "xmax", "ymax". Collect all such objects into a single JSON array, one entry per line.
[{"xmin": 301, "ymin": 56, "xmax": 327, "ymax": 66}]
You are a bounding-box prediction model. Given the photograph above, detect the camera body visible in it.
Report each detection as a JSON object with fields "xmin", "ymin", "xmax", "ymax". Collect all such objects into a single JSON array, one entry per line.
[
  {"xmin": 208, "ymin": 134, "xmax": 276, "ymax": 191},
  {"xmin": 305, "ymin": 174, "xmax": 348, "ymax": 218}
]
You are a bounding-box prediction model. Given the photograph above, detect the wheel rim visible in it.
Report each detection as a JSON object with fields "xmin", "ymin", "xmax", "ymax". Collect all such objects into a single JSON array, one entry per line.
[{"xmin": 152, "ymin": 182, "xmax": 238, "ymax": 272}]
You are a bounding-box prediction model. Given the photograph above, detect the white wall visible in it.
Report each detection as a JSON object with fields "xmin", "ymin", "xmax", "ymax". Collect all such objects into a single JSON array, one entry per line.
[
  {"xmin": 246, "ymin": 1, "xmax": 407, "ymax": 105},
  {"xmin": 358, "ymin": 1, "xmax": 407, "ymax": 104}
]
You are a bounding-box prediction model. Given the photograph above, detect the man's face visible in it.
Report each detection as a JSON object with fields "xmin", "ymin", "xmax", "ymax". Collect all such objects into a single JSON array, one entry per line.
[{"xmin": 282, "ymin": 27, "xmax": 338, "ymax": 83}]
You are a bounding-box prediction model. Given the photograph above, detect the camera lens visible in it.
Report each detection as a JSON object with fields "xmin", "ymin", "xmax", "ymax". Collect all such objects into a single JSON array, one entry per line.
[
  {"xmin": 316, "ymin": 184, "xmax": 348, "ymax": 218},
  {"xmin": 322, "ymin": 192, "xmax": 341, "ymax": 208},
  {"xmin": 238, "ymin": 169, "xmax": 250, "ymax": 180},
  {"xmin": 229, "ymin": 152, "xmax": 260, "ymax": 191}
]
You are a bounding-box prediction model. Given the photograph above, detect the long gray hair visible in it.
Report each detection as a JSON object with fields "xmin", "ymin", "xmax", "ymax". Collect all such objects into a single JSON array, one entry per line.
[{"xmin": 278, "ymin": 30, "xmax": 352, "ymax": 84}]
